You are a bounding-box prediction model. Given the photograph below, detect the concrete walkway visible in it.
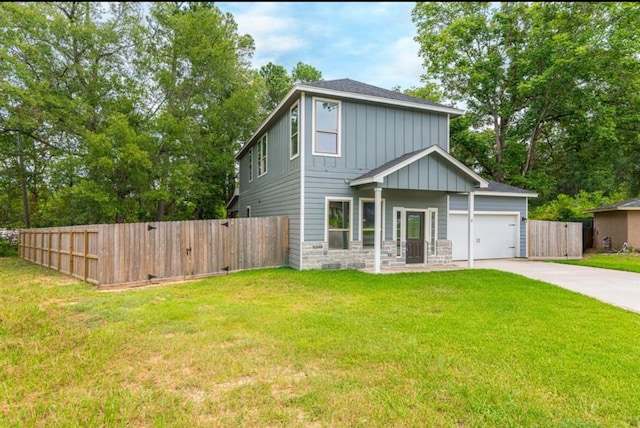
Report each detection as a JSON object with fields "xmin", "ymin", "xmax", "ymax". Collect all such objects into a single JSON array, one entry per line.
[{"xmin": 474, "ymin": 259, "xmax": 640, "ymax": 314}]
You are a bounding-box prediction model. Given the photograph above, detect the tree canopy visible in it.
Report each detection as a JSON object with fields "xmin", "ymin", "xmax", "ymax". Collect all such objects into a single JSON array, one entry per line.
[
  {"xmin": 0, "ymin": 2, "xmax": 284, "ymax": 227},
  {"xmin": 412, "ymin": 2, "xmax": 640, "ymax": 207}
]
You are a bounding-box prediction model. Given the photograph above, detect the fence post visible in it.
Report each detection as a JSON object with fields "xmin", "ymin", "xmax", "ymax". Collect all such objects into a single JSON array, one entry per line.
[
  {"xmin": 57, "ymin": 231, "xmax": 62, "ymax": 272},
  {"xmin": 84, "ymin": 229, "xmax": 89, "ymax": 282},
  {"xmin": 69, "ymin": 231, "xmax": 74, "ymax": 277}
]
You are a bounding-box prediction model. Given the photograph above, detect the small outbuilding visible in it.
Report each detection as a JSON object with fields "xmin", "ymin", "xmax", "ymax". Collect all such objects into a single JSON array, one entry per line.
[{"xmin": 585, "ymin": 197, "xmax": 640, "ymax": 251}]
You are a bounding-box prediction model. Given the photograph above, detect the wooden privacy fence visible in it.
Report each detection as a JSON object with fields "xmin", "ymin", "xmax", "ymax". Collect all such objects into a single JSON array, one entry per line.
[
  {"xmin": 19, "ymin": 217, "xmax": 288, "ymax": 288},
  {"xmin": 528, "ymin": 219, "xmax": 582, "ymax": 259}
]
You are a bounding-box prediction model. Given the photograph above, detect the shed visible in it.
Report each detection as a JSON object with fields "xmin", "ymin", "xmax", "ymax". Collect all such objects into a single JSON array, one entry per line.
[{"xmin": 585, "ymin": 197, "xmax": 640, "ymax": 251}]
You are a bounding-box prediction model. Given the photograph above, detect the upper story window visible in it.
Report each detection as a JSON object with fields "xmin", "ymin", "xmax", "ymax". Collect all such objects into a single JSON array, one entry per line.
[
  {"xmin": 313, "ymin": 98, "xmax": 341, "ymax": 157},
  {"xmin": 248, "ymin": 149, "xmax": 253, "ymax": 182},
  {"xmin": 257, "ymin": 134, "xmax": 267, "ymax": 177},
  {"xmin": 290, "ymin": 102, "xmax": 299, "ymax": 159}
]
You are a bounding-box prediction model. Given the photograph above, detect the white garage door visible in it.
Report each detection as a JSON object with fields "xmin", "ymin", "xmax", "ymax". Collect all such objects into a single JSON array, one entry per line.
[{"xmin": 450, "ymin": 212, "xmax": 519, "ymax": 260}]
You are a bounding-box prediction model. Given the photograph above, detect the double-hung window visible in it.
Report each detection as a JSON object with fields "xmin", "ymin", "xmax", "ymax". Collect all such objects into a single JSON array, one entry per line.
[
  {"xmin": 248, "ymin": 149, "xmax": 253, "ymax": 182},
  {"xmin": 327, "ymin": 198, "xmax": 351, "ymax": 249},
  {"xmin": 290, "ymin": 102, "xmax": 299, "ymax": 159},
  {"xmin": 257, "ymin": 134, "xmax": 267, "ymax": 177},
  {"xmin": 313, "ymin": 98, "xmax": 340, "ymax": 156}
]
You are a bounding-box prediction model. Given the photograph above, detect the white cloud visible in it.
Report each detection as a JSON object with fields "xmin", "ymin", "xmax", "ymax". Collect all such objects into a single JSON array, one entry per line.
[
  {"xmin": 372, "ymin": 36, "xmax": 425, "ymax": 90},
  {"xmin": 217, "ymin": 2, "xmax": 425, "ymax": 89}
]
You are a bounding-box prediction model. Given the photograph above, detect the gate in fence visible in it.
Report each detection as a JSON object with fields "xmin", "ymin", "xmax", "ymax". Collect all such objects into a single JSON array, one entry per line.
[{"xmin": 528, "ymin": 219, "xmax": 582, "ymax": 259}]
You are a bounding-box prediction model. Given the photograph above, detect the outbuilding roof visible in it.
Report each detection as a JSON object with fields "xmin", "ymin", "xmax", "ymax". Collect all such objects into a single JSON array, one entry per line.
[{"xmin": 585, "ymin": 197, "xmax": 640, "ymax": 213}]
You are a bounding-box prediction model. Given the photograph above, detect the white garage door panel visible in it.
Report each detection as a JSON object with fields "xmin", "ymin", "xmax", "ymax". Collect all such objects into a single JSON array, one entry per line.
[{"xmin": 450, "ymin": 213, "xmax": 519, "ymax": 261}]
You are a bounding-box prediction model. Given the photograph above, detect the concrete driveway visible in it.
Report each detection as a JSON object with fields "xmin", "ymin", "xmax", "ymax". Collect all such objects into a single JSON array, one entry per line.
[{"xmin": 474, "ymin": 259, "xmax": 640, "ymax": 314}]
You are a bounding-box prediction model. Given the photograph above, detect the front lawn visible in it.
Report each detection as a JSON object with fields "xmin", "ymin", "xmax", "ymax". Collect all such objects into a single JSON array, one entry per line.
[
  {"xmin": 1, "ymin": 257, "xmax": 639, "ymax": 427},
  {"xmin": 553, "ymin": 252, "xmax": 640, "ymax": 273}
]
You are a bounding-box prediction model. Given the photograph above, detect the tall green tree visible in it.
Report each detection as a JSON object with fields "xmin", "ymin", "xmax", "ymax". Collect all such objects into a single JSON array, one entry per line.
[
  {"xmin": 412, "ymin": 2, "xmax": 640, "ymax": 202},
  {"xmin": 143, "ymin": 1, "xmax": 262, "ymax": 220},
  {"xmin": 259, "ymin": 61, "xmax": 323, "ymax": 115},
  {"xmin": 0, "ymin": 2, "xmax": 145, "ymax": 226}
]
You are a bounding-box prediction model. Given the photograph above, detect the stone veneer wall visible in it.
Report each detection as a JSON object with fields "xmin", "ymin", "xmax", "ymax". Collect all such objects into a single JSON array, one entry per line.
[{"xmin": 301, "ymin": 240, "xmax": 452, "ymax": 270}]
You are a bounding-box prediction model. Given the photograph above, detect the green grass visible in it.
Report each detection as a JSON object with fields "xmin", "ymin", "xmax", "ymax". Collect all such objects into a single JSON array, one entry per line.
[
  {"xmin": 1, "ymin": 257, "xmax": 639, "ymax": 427},
  {"xmin": 553, "ymin": 252, "xmax": 640, "ymax": 273}
]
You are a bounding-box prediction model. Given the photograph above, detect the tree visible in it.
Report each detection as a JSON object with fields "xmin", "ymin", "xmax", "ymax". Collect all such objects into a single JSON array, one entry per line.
[
  {"xmin": 0, "ymin": 2, "xmax": 146, "ymax": 226},
  {"xmin": 143, "ymin": 2, "xmax": 262, "ymax": 221},
  {"xmin": 291, "ymin": 62, "xmax": 323, "ymax": 83},
  {"xmin": 412, "ymin": 2, "xmax": 640, "ymax": 203},
  {"xmin": 259, "ymin": 61, "xmax": 323, "ymax": 115}
]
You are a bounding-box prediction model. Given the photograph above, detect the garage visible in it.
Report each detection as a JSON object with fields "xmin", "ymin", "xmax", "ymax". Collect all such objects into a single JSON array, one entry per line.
[{"xmin": 449, "ymin": 212, "xmax": 520, "ymax": 260}]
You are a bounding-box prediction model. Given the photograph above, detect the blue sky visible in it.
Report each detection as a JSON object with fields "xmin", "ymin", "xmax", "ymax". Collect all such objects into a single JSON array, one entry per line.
[{"xmin": 216, "ymin": 2, "xmax": 425, "ymax": 91}]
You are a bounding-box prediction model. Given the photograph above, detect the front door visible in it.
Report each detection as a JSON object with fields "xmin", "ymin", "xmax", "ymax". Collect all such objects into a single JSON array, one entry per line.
[{"xmin": 406, "ymin": 211, "xmax": 425, "ymax": 264}]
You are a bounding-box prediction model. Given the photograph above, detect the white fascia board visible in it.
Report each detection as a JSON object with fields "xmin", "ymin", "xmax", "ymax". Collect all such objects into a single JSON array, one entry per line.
[
  {"xmin": 474, "ymin": 191, "xmax": 539, "ymax": 198},
  {"xmin": 349, "ymin": 149, "xmax": 429, "ymax": 186},
  {"xmin": 235, "ymin": 85, "xmax": 300, "ymax": 160},
  {"xmin": 349, "ymin": 145, "xmax": 489, "ymax": 188},
  {"xmin": 295, "ymin": 85, "xmax": 465, "ymax": 117},
  {"xmin": 433, "ymin": 145, "xmax": 489, "ymax": 188}
]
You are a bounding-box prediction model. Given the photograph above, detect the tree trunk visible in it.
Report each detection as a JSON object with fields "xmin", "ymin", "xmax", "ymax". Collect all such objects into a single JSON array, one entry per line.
[
  {"xmin": 17, "ymin": 134, "xmax": 30, "ymax": 228},
  {"xmin": 493, "ymin": 114, "xmax": 507, "ymax": 182},
  {"xmin": 156, "ymin": 200, "xmax": 165, "ymax": 222}
]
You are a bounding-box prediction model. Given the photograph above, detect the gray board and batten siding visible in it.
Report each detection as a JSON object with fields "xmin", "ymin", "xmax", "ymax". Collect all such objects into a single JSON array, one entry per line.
[
  {"xmin": 303, "ymin": 95, "xmax": 455, "ymax": 242},
  {"xmin": 235, "ymin": 79, "xmax": 481, "ymax": 269},
  {"xmin": 237, "ymin": 99, "xmax": 301, "ymax": 268}
]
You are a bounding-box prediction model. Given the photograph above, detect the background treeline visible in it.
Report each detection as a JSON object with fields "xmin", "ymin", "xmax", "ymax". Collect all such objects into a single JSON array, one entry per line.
[
  {"xmin": 1, "ymin": 2, "xmax": 639, "ymax": 228},
  {"xmin": 0, "ymin": 2, "xmax": 320, "ymax": 227}
]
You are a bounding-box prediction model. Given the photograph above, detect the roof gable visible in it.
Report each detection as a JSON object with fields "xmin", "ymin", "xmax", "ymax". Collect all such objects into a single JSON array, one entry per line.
[
  {"xmin": 349, "ymin": 145, "xmax": 488, "ymax": 191},
  {"xmin": 236, "ymin": 78, "xmax": 464, "ymax": 159}
]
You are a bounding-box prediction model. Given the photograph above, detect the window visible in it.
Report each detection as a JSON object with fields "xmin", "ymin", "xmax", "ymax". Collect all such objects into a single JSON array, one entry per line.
[
  {"xmin": 313, "ymin": 98, "xmax": 340, "ymax": 156},
  {"xmin": 290, "ymin": 102, "xmax": 299, "ymax": 158},
  {"xmin": 395, "ymin": 209, "xmax": 403, "ymax": 256},
  {"xmin": 327, "ymin": 199, "xmax": 351, "ymax": 249},
  {"xmin": 361, "ymin": 199, "xmax": 385, "ymax": 248},
  {"xmin": 429, "ymin": 209, "xmax": 438, "ymax": 255},
  {"xmin": 257, "ymin": 134, "xmax": 267, "ymax": 177},
  {"xmin": 246, "ymin": 206, "xmax": 251, "ymax": 218},
  {"xmin": 248, "ymin": 149, "xmax": 253, "ymax": 182}
]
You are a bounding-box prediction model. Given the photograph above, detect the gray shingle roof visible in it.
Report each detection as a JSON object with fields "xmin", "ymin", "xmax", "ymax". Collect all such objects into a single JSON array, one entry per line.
[
  {"xmin": 481, "ymin": 180, "xmax": 537, "ymax": 195},
  {"xmin": 352, "ymin": 149, "xmax": 425, "ymax": 181},
  {"xmin": 586, "ymin": 197, "xmax": 640, "ymax": 212},
  {"xmin": 302, "ymin": 78, "xmax": 451, "ymax": 109}
]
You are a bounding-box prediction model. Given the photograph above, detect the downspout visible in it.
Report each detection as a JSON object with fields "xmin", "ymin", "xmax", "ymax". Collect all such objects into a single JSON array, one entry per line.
[
  {"xmin": 468, "ymin": 191, "xmax": 475, "ymax": 268},
  {"xmin": 300, "ymin": 93, "xmax": 306, "ymax": 270}
]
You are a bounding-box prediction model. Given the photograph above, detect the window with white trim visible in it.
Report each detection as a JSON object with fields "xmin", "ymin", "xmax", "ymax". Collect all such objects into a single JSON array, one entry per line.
[
  {"xmin": 360, "ymin": 199, "xmax": 385, "ymax": 248},
  {"xmin": 428, "ymin": 209, "xmax": 438, "ymax": 255},
  {"xmin": 290, "ymin": 102, "xmax": 299, "ymax": 159},
  {"xmin": 313, "ymin": 98, "xmax": 340, "ymax": 156},
  {"xmin": 327, "ymin": 199, "xmax": 351, "ymax": 249},
  {"xmin": 394, "ymin": 208, "xmax": 403, "ymax": 256},
  {"xmin": 257, "ymin": 134, "xmax": 267, "ymax": 177},
  {"xmin": 248, "ymin": 149, "xmax": 253, "ymax": 182}
]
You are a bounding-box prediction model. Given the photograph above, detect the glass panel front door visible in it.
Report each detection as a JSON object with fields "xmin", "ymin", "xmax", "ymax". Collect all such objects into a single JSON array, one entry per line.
[{"xmin": 406, "ymin": 212, "xmax": 424, "ymax": 263}]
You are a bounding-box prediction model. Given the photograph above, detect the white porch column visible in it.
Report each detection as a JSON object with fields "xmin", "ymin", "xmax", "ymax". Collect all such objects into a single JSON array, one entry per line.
[
  {"xmin": 468, "ymin": 191, "xmax": 475, "ymax": 268},
  {"xmin": 374, "ymin": 186, "xmax": 382, "ymax": 274}
]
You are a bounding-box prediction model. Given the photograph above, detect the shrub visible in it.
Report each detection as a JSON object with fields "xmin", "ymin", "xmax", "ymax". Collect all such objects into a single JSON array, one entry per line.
[{"xmin": 0, "ymin": 229, "xmax": 19, "ymax": 257}]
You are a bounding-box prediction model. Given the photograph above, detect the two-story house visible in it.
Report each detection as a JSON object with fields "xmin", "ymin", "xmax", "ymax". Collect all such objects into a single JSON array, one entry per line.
[{"xmin": 231, "ymin": 79, "xmax": 536, "ymax": 272}]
